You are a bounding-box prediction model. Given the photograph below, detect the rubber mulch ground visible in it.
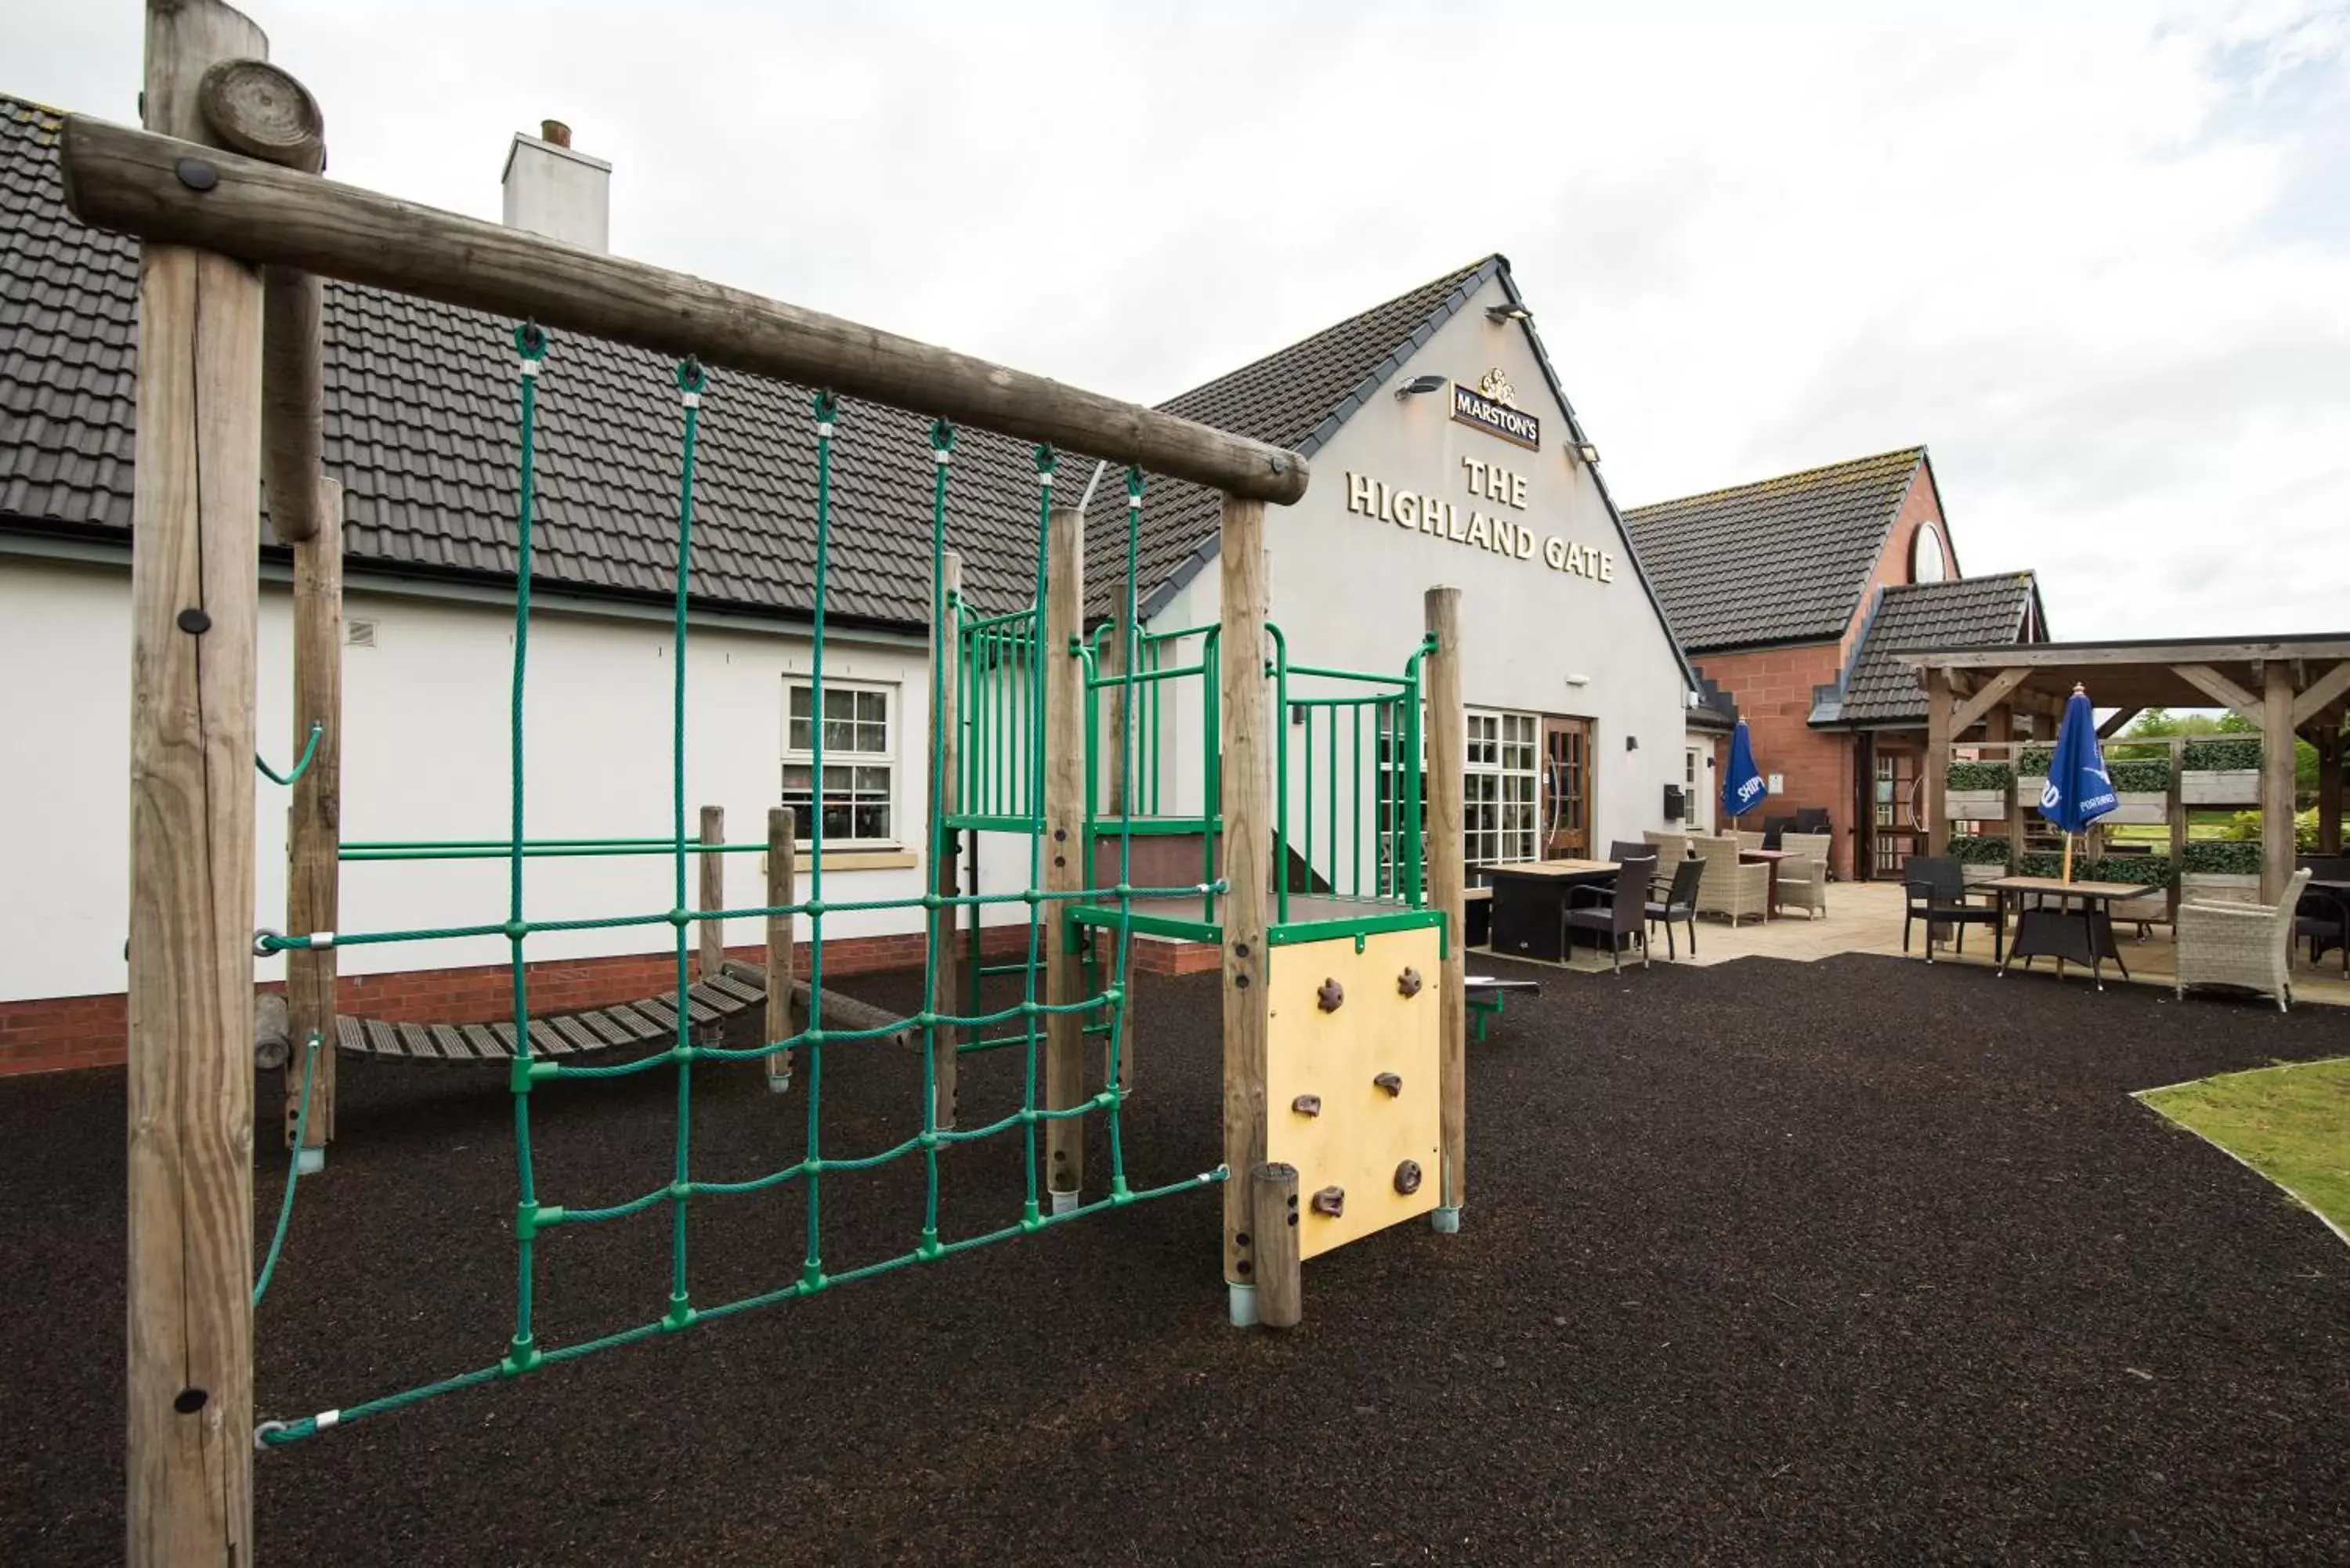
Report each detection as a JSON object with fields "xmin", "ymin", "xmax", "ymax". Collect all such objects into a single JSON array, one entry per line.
[{"xmin": 3, "ymin": 951, "xmax": 2347, "ymax": 1565}]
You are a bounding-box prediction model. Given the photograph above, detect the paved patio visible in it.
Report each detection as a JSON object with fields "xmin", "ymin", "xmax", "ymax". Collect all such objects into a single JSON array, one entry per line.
[{"xmin": 1517, "ymin": 877, "xmax": 2350, "ymax": 1006}]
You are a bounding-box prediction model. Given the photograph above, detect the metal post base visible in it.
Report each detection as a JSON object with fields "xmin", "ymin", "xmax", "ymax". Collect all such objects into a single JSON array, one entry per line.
[
  {"xmin": 765, "ymin": 1074, "xmax": 792, "ymax": 1097},
  {"xmin": 1430, "ymin": 1205, "xmax": 1461, "ymax": 1234},
  {"xmin": 1227, "ymin": 1281, "xmax": 1258, "ymax": 1327},
  {"xmin": 1050, "ymin": 1188, "xmax": 1079, "ymax": 1216},
  {"xmin": 294, "ymin": 1146, "xmax": 325, "ymax": 1177}
]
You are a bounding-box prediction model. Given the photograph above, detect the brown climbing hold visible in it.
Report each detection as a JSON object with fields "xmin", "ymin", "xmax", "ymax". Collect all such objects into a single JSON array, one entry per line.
[
  {"xmin": 1316, "ymin": 977, "xmax": 1344, "ymax": 1012},
  {"xmin": 1374, "ymin": 1071, "xmax": 1402, "ymax": 1097},
  {"xmin": 1394, "ymin": 1159, "xmax": 1423, "ymax": 1195},
  {"xmin": 1311, "ymin": 1186, "xmax": 1345, "ymax": 1217},
  {"xmin": 1396, "ymin": 966, "xmax": 1423, "ymax": 998},
  {"xmin": 1291, "ymin": 1094, "xmax": 1322, "ymax": 1117}
]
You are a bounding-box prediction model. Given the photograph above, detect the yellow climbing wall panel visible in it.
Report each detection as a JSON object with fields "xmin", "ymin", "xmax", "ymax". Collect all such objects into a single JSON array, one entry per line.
[{"xmin": 1264, "ymin": 926, "xmax": 1443, "ymax": 1259}]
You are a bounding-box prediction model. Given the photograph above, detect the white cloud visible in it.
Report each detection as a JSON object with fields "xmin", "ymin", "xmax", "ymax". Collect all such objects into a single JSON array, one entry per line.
[{"xmin": 8, "ymin": 0, "xmax": 2345, "ymax": 638}]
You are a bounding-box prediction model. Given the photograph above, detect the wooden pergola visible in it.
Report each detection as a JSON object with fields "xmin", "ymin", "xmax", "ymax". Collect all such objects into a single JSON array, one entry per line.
[{"xmin": 1900, "ymin": 634, "xmax": 2350, "ymax": 901}]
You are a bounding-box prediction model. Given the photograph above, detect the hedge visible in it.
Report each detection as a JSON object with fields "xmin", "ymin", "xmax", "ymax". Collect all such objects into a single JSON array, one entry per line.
[
  {"xmin": 2107, "ymin": 759, "xmax": 2172, "ymax": 793},
  {"xmin": 1948, "ymin": 835, "xmax": 2011, "ymax": 866},
  {"xmin": 2086, "ymin": 854, "xmax": 2171, "ymax": 886},
  {"xmin": 2181, "ymin": 739, "xmax": 2262, "ymax": 771},
  {"xmin": 2019, "ymin": 746, "xmax": 2052, "ymax": 775},
  {"xmin": 1946, "ymin": 761, "xmax": 2013, "ymax": 791},
  {"xmin": 2182, "ymin": 840, "xmax": 2262, "ymax": 875}
]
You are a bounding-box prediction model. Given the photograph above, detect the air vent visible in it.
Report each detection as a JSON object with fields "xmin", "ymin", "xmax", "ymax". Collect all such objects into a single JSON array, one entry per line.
[{"xmin": 345, "ymin": 618, "xmax": 379, "ymax": 649}]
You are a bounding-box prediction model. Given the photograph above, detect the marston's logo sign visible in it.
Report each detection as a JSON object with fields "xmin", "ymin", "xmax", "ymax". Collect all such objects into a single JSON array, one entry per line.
[{"xmin": 1451, "ymin": 374, "xmax": 1540, "ymax": 450}]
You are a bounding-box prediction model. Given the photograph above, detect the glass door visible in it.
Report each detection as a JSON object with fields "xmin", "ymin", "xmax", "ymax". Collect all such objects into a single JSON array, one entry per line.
[
  {"xmin": 1871, "ymin": 748, "xmax": 1921, "ymax": 877},
  {"xmin": 1542, "ymin": 717, "xmax": 1592, "ymax": 861}
]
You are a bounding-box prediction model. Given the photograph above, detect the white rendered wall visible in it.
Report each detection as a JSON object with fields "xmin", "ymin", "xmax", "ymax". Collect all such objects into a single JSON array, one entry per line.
[
  {"xmin": 1143, "ymin": 273, "xmax": 1691, "ymax": 873},
  {"xmin": 0, "ymin": 554, "xmax": 1007, "ymax": 1004}
]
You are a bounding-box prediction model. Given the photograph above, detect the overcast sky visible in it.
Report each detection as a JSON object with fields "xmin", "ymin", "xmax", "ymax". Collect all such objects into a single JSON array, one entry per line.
[{"xmin": 10, "ymin": 2, "xmax": 2346, "ymax": 643}]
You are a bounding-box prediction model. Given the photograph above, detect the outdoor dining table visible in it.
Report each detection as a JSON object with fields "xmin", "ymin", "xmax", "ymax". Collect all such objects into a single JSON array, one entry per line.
[
  {"xmin": 1484, "ymin": 859, "xmax": 1622, "ymax": 963},
  {"xmin": 1741, "ymin": 847, "xmax": 1794, "ymax": 915},
  {"xmin": 1975, "ymin": 875, "xmax": 2150, "ymax": 990}
]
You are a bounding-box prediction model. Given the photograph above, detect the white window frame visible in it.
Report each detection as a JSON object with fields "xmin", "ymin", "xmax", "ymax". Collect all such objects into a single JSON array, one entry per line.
[
  {"xmin": 782, "ymin": 677, "xmax": 902, "ymax": 849},
  {"xmin": 1464, "ymin": 706, "xmax": 1540, "ymax": 869}
]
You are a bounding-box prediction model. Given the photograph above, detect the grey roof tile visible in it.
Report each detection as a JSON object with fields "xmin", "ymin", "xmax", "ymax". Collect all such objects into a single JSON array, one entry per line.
[
  {"xmin": 1624, "ymin": 447, "xmax": 1925, "ymax": 652},
  {"xmin": 1832, "ymin": 573, "xmax": 2044, "ymax": 725}
]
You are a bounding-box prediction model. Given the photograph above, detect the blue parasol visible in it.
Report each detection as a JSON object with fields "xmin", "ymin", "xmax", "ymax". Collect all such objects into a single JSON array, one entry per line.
[
  {"xmin": 1721, "ymin": 718, "xmax": 1767, "ymax": 822},
  {"xmin": 2038, "ymin": 683, "xmax": 2117, "ymax": 880}
]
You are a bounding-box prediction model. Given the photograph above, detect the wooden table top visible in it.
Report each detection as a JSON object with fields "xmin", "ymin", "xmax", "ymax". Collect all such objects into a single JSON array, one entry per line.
[
  {"xmin": 1487, "ymin": 859, "xmax": 1619, "ymax": 879},
  {"xmin": 1741, "ymin": 848, "xmax": 1794, "ymax": 861},
  {"xmin": 1975, "ymin": 875, "xmax": 2161, "ymax": 901}
]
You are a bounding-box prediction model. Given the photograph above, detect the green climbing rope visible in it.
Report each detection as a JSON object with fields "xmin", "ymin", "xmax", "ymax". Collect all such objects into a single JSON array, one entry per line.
[
  {"xmin": 251, "ymin": 327, "xmax": 1219, "ymax": 1451},
  {"xmin": 252, "ymin": 1031, "xmax": 320, "ymax": 1309},
  {"xmin": 255, "ymin": 720, "xmax": 324, "ymax": 786}
]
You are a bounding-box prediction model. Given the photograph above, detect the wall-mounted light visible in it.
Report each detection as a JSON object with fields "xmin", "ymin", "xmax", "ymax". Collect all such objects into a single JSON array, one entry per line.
[
  {"xmin": 1574, "ymin": 440, "xmax": 1600, "ymax": 464},
  {"xmin": 1625, "ymin": 735, "xmax": 1640, "ymax": 753},
  {"xmin": 1394, "ymin": 374, "xmax": 1447, "ymax": 399},
  {"xmin": 1485, "ymin": 304, "xmax": 1532, "ymax": 323},
  {"xmin": 1564, "ymin": 673, "xmax": 1590, "ymax": 688}
]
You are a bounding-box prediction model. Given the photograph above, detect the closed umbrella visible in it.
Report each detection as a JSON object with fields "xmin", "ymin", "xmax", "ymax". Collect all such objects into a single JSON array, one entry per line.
[
  {"xmin": 2038, "ymin": 682, "xmax": 2117, "ymax": 880},
  {"xmin": 1721, "ymin": 718, "xmax": 1767, "ymax": 823}
]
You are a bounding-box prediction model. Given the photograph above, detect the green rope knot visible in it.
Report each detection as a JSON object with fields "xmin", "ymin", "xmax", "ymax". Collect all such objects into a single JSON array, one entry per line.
[
  {"xmin": 666, "ymin": 905, "xmax": 691, "ymax": 927},
  {"xmin": 501, "ymin": 1335, "xmax": 541, "ymax": 1377},
  {"xmin": 930, "ymin": 418, "xmax": 955, "ymax": 457},
  {"xmin": 663, "ymin": 1293, "xmax": 696, "ymax": 1331},
  {"xmin": 1126, "ymin": 465, "xmax": 1144, "ymax": 504},
  {"xmin": 1033, "ymin": 444, "xmax": 1057, "ymax": 479},
  {"xmin": 811, "ymin": 389, "xmax": 838, "ymax": 428},
  {"xmin": 674, "ymin": 356, "xmax": 707, "ymax": 398},
  {"xmin": 501, "ymin": 919, "xmax": 528, "ymax": 942},
  {"xmin": 513, "ymin": 320, "xmax": 548, "ymax": 362}
]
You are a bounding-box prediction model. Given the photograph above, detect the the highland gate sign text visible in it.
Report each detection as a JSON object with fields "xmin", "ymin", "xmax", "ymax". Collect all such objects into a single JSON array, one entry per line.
[{"xmin": 1343, "ymin": 461, "xmax": 1616, "ymax": 583}]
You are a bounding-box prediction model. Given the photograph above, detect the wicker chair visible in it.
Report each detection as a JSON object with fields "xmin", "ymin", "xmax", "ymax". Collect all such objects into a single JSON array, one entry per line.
[
  {"xmin": 2175, "ymin": 868, "xmax": 2311, "ymax": 1012},
  {"xmin": 1687, "ymin": 834, "xmax": 1770, "ymax": 926},
  {"xmin": 1643, "ymin": 829, "xmax": 1695, "ymax": 862},
  {"xmin": 1775, "ymin": 832, "xmax": 1831, "ymax": 919},
  {"xmin": 1734, "ymin": 829, "xmax": 1766, "ymax": 853}
]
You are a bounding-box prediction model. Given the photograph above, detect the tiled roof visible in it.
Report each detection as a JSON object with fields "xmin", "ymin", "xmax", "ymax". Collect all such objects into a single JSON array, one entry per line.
[
  {"xmin": 1829, "ymin": 573, "xmax": 2044, "ymax": 726},
  {"xmin": 1082, "ymin": 255, "xmax": 1502, "ymax": 617},
  {"xmin": 1622, "ymin": 447, "xmax": 1926, "ymax": 652},
  {"xmin": 0, "ymin": 93, "xmax": 1120, "ymax": 623}
]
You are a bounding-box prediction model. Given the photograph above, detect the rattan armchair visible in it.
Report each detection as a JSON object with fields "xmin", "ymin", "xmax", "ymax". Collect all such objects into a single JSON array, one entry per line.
[
  {"xmin": 1775, "ymin": 832, "xmax": 1831, "ymax": 919},
  {"xmin": 1687, "ymin": 834, "xmax": 1770, "ymax": 926},
  {"xmin": 2175, "ymin": 868, "xmax": 2311, "ymax": 1012}
]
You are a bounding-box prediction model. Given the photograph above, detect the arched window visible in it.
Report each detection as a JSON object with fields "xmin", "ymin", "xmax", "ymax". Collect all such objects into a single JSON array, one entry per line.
[{"xmin": 1911, "ymin": 520, "xmax": 1948, "ymax": 583}]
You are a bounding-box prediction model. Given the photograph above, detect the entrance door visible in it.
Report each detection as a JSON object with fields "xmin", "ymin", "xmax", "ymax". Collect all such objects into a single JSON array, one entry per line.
[
  {"xmin": 1542, "ymin": 717, "xmax": 1592, "ymax": 860},
  {"xmin": 1871, "ymin": 746, "xmax": 1922, "ymax": 878}
]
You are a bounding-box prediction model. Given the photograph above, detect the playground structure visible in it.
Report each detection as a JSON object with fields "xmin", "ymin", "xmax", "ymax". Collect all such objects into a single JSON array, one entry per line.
[{"xmin": 80, "ymin": 4, "xmax": 1467, "ymax": 1561}]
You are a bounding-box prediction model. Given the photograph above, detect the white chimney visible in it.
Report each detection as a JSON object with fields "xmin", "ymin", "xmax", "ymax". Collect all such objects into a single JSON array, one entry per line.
[{"xmin": 501, "ymin": 117, "xmax": 609, "ymax": 252}]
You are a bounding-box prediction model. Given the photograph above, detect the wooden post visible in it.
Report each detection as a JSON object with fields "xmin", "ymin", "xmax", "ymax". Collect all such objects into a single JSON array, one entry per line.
[
  {"xmin": 197, "ymin": 58, "xmax": 326, "ymax": 547},
  {"xmin": 698, "ymin": 805, "xmax": 725, "ymax": 981},
  {"xmin": 1043, "ymin": 504, "xmax": 1086, "ymax": 1205},
  {"xmin": 1098, "ymin": 599, "xmax": 1135, "ymax": 1093},
  {"xmin": 1424, "ymin": 587, "xmax": 1466, "ymax": 1230},
  {"xmin": 1924, "ymin": 667, "xmax": 1953, "ymax": 858},
  {"xmin": 2262, "ymin": 661, "xmax": 2295, "ymax": 902},
  {"xmin": 765, "ymin": 807, "xmax": 796, "ymax": 1093},
  {"xmin": 931, "ymin": 551, "xmax": 962, "ymax": 1131},
  {"xmin": 1218, "ymin": 497, "xmax": 1272, "ymax": 1317},
  {"xmin": 285, "ymin": 474, "xmax": 342, "ymax": 1156},
  {"xmin": 127, "ymin": 3, "xmax": 267, "ymax": 1562},
  {"xmin": 2166, "ymin": 734, "xmax": 2186, "ymax": 923},
  {"xmin": 2316, "ymin": 714, "xmax": 2343, "ymax": 857},
  {"xmin": 1250, "ymin": 1162, "xmax": 1301, "ymax": 1329}
]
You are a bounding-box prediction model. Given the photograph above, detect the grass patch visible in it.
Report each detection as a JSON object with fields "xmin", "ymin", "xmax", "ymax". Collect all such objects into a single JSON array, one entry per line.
[{"xmin": 2139, "ymin": 1058, "xmax": 2350, "ymax": 1239}]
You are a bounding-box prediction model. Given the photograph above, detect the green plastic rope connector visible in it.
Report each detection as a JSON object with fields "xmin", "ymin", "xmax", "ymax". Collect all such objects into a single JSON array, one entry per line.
[{"xmin": 255, "ymin": 721, "xmax": 324, "ymax": 787}]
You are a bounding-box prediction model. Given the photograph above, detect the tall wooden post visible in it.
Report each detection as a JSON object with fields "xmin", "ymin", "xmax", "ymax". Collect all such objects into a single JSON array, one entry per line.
[
  {"xmin": 931, "ymin": 551, "xmax": 962, "ymax": 1130},
  {"xmin": 285, "ymin": 474, "xmax": 342, "ymax": 1158},
  {"xmin": 1250, "ymin": 1162, "xmax": 1301, "ymax": 1328},
  {"xmin": 698, "ymin": 805, "xmax": 725, "ymax": 980},
  {"xmin": 1042, "ymin": 505, "xmax": 1086, "ymax": 1206},
  {"xmin": 2316, "ymin": 714, "xmax": 2343, "ymax": 857},
  {"xmin": 2166, "ymin": 734, "xmax": 2186, "ymax": 923},
  {"xmin": 765, "ymin": 807, "xmax": 796, "ymax": 1093},
  {"xmin": 127, "ymin": 3, "xmax": 267, "ymax": 1562},
  {"xmin": 2262, "ymin": 661, "xmax": 2296, "ymax": 903},
  {"xmin": 1098, "ymin": 598, "xmax": 1136, "ymax": 1092},
  {"xmin": 1424, "ymin": 587, "xmax": 1466, "ymax": 1230},
  {"xmin": 1923, "ymin": 667, "xmax": 1953, "ymax": 858},
  {"xmin": 1217, "ymin": 497, "xmax": 1271, "ymax": 1321}
]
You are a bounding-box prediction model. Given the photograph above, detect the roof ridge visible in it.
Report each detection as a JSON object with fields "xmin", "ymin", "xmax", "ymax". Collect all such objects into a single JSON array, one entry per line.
[
  {"xmin": 1152, "ymin": 252, "xmax": 1500, "ymax": 414},
  {"xmin": 1625, "ymin": 445, "xmax": 1925, "ymax": 518},
  {"xmin": 2, "ymin": 92, "xmax": 68, "ymax": 126}
]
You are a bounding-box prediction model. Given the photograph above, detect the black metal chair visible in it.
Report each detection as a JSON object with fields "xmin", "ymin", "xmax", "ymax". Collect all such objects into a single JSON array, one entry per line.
[
  {"xmin": 1903, "ymin": 854, "xmax": 2002, "ymax": 964},
  {"xmin": 1761, "ymin": 814, "xmax": 1795, "ymax": 851},
  {"xmin": 1793, "ymin": 807, "xmax": 1831, "ymax": 836},
  {"xmin": 1566, "ymin": 871, "xmax": 1650, "ymax": 973},
  {"xmin": 1644, "ymin": 856, "xmax": 1705, "ymax": 960},
  {"xmin": 2295, "ymin": 855, "xmax": 2350, "ymax": 977}
]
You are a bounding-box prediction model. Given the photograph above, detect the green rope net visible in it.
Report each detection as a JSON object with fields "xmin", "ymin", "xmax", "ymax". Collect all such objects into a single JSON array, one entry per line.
[{"xmin": 251, "ymin": 327, "xmax": 1222, "ymax": 1449}]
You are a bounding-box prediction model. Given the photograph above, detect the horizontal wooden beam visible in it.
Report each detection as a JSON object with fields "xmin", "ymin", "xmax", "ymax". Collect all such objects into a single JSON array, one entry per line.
[
  {"xmin": 1904, "ymin": 638, "xmax": 2350, "ymax": 671},
  {"xmin": 2175, "ymin": 663, "xmax": 2265, "ymax": 728},
  {"xmin": 2290, "ymin": 659, "xmax": 2350, "ymax": 730},
  {"xmin": 61, "ymin": 117, "xmax": 1311, "ymax": 505}
]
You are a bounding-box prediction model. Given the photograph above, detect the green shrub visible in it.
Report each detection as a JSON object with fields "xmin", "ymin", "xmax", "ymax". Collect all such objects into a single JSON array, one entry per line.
[
  {"xmin": 1948, "ymin": 835, "xmax": 2011, "ymax": 866},
  {"xmin": 2085, "ymin": 854, "xmax": 2171, "ymax": 886},
  {"xmin": 2183, "ymin": 840, "xmax": 2262, "ymax": 875},
  {"xmin": 2018, "ymin": 851, "xmax": 2064, "ymax": 878},
  {"xmin": 1945, "ymin": 761, "xmax": 2012, "ymax": 791},
  {"xmin": 2018, "ymin": 746, "xmax": 2053, "ymax": 775},
  {"xmin": 2107, "ymin": 759, "xmax": 2172, "ymax": 793},
  {"xmin": 2220, "ymin": 808, "xmax": 2319, "ymax": 850},
  {"xmin": 2181, "ymin": 739, "xmax": 2262, "ymax": 771}
]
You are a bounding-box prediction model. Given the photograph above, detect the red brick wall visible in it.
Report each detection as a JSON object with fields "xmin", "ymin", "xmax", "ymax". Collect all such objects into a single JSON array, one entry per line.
[
  {"xmin": 1698, "ymin": 640, "xmax": 1859, "ymax": 878},
  {"xmin": 1839, "ymin": 464, "xmax": 1955, "ymax": 666}
]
